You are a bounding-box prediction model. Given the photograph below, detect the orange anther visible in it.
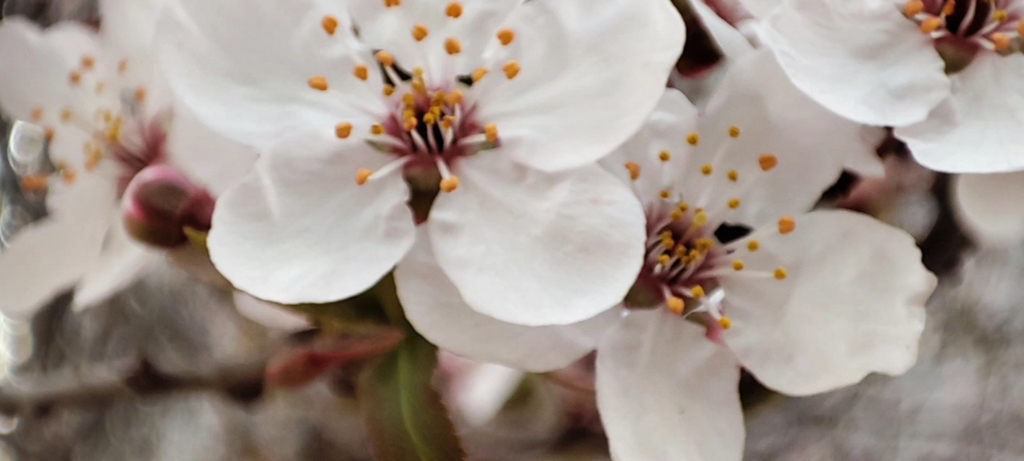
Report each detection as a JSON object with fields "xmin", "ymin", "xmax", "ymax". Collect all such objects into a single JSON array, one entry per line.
[
  {"xmin": 759, "ymin": 154, "xmax": 778, "ymax": 171},
  {"xmin": 778, "ymin": 216, "xmax": 795, "ymax": 234},
  {"xmin": 445, "ymin": 37, "xmax": 462, "ymax": 55},
  {"xmin": 335, "ymin": 122, "xmax": 353, "ymax": 139},
  {"xmin": 497, "ymin": 29, "xmax": 515, "ymax": 46},
  {"xmin": 354, "ymin": 65, "xmax": 369, "ymax": 81},
  {"xmin": 356, "ymin": 168, "xmax": 372, "ymax": 185},
  {"xmin": 624, "ymin": 162, "xmax": 640, "ymax": 180},
  {"xmin": 502, "ymin": 61, "xmax": 520, "ymax": 79},
  {"xmin": 375, "ymin": 51, "xmax": 394, "ymax": 66},
  {"xmin": 921, "ymin": 17, "xmax": 944, "ymax": 33},
  {"xmin": 446, "ymin": 2, "xmax": 463, "ymax": 18},
  {"xmin": 440, "ymin": 176, "xmax": 459, "ymax": 192},
  {"xmin": 308, "ymin": 76, "xmax": 329, "ymax": 91},
  {"xmin": 412, "ymin": 24, "xmax": 429, "ymax": 41},
  {"xmin": 904, "ymin": 0, "xmax": 924, "ymax": 16},
  {"xmin": 322, "ymin": 15, "xmax": 339, "ymax": 35}
]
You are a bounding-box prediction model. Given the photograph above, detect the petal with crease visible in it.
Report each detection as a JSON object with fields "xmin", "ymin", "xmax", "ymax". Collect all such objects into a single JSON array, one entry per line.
[
  {"xmin": 720, "ymin": 210, "xmax": 934, "ymax": 396},
  {"xmin": 597, "ymin": 309, "xmax": 745, "ymax": 461},
  {"xmin": 428, "ymin": 154, "xmax": 646, "ymax": 326},
  {"xmin": 396, "ymin": 231, "xmax": 616, "ymax": 372},
  {"xmin": 207, "ymin": 131, "xmax": 416, "ymax": 305}
]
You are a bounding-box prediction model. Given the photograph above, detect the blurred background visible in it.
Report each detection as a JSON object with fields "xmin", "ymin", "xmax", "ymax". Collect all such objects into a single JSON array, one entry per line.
[{"xmin": 0, "ymin": 0, "xmax": 1018, "ymax": 459}]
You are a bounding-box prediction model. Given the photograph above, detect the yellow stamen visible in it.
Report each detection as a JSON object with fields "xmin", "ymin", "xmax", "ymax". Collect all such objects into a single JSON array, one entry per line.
[
  {"xmin": 444, "ymin": 37, "xmax": 462, "ymax": 55},
  {"xmin": 921, "ymin": 17, "xmax": 944, "ymax": 33},
  {"xmin": 660, "ymin": 190, "xmax": 671, "ymax": 199},
  {"xmin": 308, "ymin": 76, "xmax": 329, "ymax": 91},
  {"xmin": 658, "ymin": 254, "xmax": 671, "ymax": 266},
  {"xmin": 412, "ymin": 24, "xmax": 429, "ymax": 41},
  {"xmin": 447, "ymin": 90, "xmax": 464, "ymax": 106},
  {"xmin": 375, "ymin": 51, "xmax": 394, "ymax": 67},
  {"xmin": 994, "ymin": 9, "xmax": 1008, "ymax": 21},
  {"xmin": 659, "ymin": 150, "xmax": 671, "ymax": 162},
  {"xmin": 335, "ymin": 122, "xmax": 353, "ymax": 139},
  {"xmin": 667, "ymin": 297, "xmax": 685, "ymax": 315},
  {"xmin": 905, "ymin": 0, "xmax": 925, "ymax": 16},
  {"xmin": 718, "ymin": 317, "xmax": 732, "ymax": 330},
  {"xmin": 670, "ymin": 209, "xmax": 684, "ymax": 221},
  {"xmin": 497, "ymin": 29, "xmax": 515, "ymax": 46},
  {"xmin": 624, "ymin": 162, "xmax": 641, "ymax": 180},
  {"xmin": 445, "ymin": 2, "xmax": 463, "ymax": 18},
  {"xmin": 691, "ymin": 286, "xmax": 706, "ymax": 299},
  {"xmin": 384, "ymin": 0, "xmax": 400, "ymax": 7},
  {"xmin": 61, "ymin": 169, "xmax": 76, "ymax": 184},
  {"xmin": 774, "ymin": 268, "xmax": 788, "ymax": 280},
  {"xmin": 942, "ymin": 0, "xmax": 956, "ymax": 16},
  {"xmin": 322, "ymin": 15, "xmax": 339, "ymax": 35},
  {"xmin": 383, "ymin": 84, "xmax": 395, "ymax": 96},
  {"xmin": 423, "ymin": 112, "xmax": 437, "ymax": 125},
  {"xmin": 117, "ymin": 59, "xmax": 128, "ymax": 74},
  {"xmin": 732, "ymin": 260, "xmax": 744, "ymax": 271},
  {"xmin": 728, "ymin": 126, "xmax": 740, "ymax": 138},
  {"xmin": 728, "ymin": 198, "xmax": 740, "ymax": 209},
  {"xmin": 404, "ymin": 117, "xmax": 418, "ymax": 131},
  {"xmin": 356, "ymin": 168, "xmax": 373, "ymax": 185},
  {"xmin": 440, "ymin": 176, "xmax": 460, "ymax": 193},
  {"xmin": 992, "ymin": 32, "xmax": 1011, "ymax": 51},
  {"xmin": 81, "ymin": 55, "xmax": 95, "ymax": 70},
  {"xmin": 472, "ymin": 68, "xmax": 488, "ymax": 82},
  {"xmin": 695, "ymin": 238, "xmax": 714, "ymax": 252},
  {"xmin": 134, "ymin": 87, "xmax": 147, "ymax": 102},
  {"xmin": 759, "ymin": 154, "xmax": 778, "ymax": 171},
  {"xmin": 69, "ymin": 71, "xmax": 81, "ymax": 86},
  {"xmin": 502, "ymin": 61, "xmax": 521, "ymax": 79},
  {"xmin": 60, "ymin": 108, "xmax": 72, "ymax": 122},
  {"xmin": 747, "ymin": 240, "xmax": 760, "ymax": 252},
  {"xmin": 370, "ymin": 124, "xmax": 384, "ymax": 135},
  {"xmin": 30, "ymin": 108, "xmax": 43, "ymax": 122},
  {"xmin": 727, "ymin": 170, "xmax": 738, "ymax": 182},
  {"xmin": 485, "ymin": 123, "xmax": 498, "ymax": 143},
  {"xmin": 354, "ymin": 65, "xmax": 369, "ymax": 81},
  {"xmin": 687, "ymin": 132, "xmax": 700, "ymax": 146},
  {"xmin": 701, "ymin": 164, "xmax": 713, "ymax": 175},
  {"xmin": 778, "ymin": 216, "xmax": 795, "ymax": 234}
]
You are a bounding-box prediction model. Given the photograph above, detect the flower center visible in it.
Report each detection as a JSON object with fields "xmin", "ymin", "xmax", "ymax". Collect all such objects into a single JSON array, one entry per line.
[
  {"xmin": 621, "ymin": 126, "xmax": 792, "ymax": 334},
  {"xmin": 904, "ymin": 0, "xmax": 1024, "ymax": 59},
  {"xmin": 22, "ymin": 56, "xmax": 165, "ymax": 196},
  {"xmin": 312, "ymin": 5, "xmax": 522, "ymax": 198}
]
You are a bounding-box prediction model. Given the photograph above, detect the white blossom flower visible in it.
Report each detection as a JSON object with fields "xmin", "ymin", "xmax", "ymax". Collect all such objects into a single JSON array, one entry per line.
[
  {"xmin": 952, "ymin": 172, "xmax": 1024, "ymax": 245},
  {"xmin": 0, "ymin": 1, "xmax": 256, "ymax": 318},
  {"xmin": 158, "ymin": 0, "xmax": 684, "ymax": 326},
  {"xmin": 399, "ymin": 49, "xmax": 936, "ymax": 460},
  {"xmin": 759, "ymin": 0, "xmax": 1024, "ymax": 173}
]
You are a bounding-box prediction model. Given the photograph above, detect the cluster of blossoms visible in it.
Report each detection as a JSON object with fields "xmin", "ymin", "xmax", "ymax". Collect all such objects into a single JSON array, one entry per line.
[{"xmin": 11, "ymin": 0, "xmax": 1024, "ymax": 457}]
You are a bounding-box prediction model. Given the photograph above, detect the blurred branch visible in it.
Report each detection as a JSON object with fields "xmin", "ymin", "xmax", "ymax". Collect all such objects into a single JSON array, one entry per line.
[{"xmin": 0, "ymin": 357, "xmax": 267, "ymax": 415}]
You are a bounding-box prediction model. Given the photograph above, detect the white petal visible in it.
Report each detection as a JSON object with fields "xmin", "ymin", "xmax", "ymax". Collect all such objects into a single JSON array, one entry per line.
[
  {"xmin": 158, "ymin": 0, "xmax": 388, "ymax": 151},
  {"xmin": 0, "ymin": 18, "xmax": 100, "ymax": 122},
  {"xmin": 720, "ymin": 210, "xmax": 935, "ymax": 396},
  {"xmin": 233, "ymin": 291, "xmax": 313, "ymax": 332},
  {"xmin": 897, "ymin": 54, "xmax": 1024, "ymax": 174},
  {"xmin": 0, "ymin": 174, "xmax": 117, "ymax": 319},
  {"xmin": 99, "ymin": 0, "xmax": 167, "ymax": 61},
  {"xmin": 396, "ymin": 232, "xmax": 616, "ymax": 372},
  {"xmin": 738, "ymin": 0, "xmax": 783, "ymax": 19},
  {"xmin": 694, "ymin": 0, "xmax": 755, "ymax": 61},
  {"xmin": 348, "ymin": 0, "xmax": 520, "ymax": 82},
  {"xmin": 760, "ymin": 0, "xmax": 950, "ymax": 126},
  {"xmin": 428, "ymin": 154, "xmax": 647, "ymax": 326},
  {"xmin": 596, "ymin": 309, "xmax": 744, "ymax": 461},
  {"xmin": 683, "ymin": 50, "xmax": 853, "ymax": 226},
  {"xmin": 474, "ymin": 0, "xmax": 685, "ymax": 172},
  {"xmin": 207, "ymin": 132, "xmax": 416, "ymax": 305},
  {"xmin": 453, "ymin": 363, "xmax": 526, "ymax": 427},
  {"xmin": 952, "ymin": 172, "xmax": 1024, "ymax": 246},
  {"xmin": 166, "ymin": 103, "xmax": 259, "ymax": 196},
  {"xmin": 73, "ymin": 220, "xmax": 162, "ymax": 311},
  {"xmin": 600, "ymin": 89, "xmax": 699, "ymax": 206}
]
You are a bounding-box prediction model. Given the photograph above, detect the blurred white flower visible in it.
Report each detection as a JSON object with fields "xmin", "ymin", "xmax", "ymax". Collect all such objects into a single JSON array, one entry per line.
[
  {"xmin": 760, "ymin": 0, "xmax": 1024, "ymax": 173},
  {"xmin": 401, "ymin": 49, "xmax": 936, "ymax": 461},
  {"xmin": 0, "ymin": 0, "xmax": 256, "ymax": 318},
  {"xmin": 953, "ymin": 172, "xmax": 1024, "ymax": 246},
  {"xmin": 159, "ymin": 0, "xmax": 685, "ymax": 326}
]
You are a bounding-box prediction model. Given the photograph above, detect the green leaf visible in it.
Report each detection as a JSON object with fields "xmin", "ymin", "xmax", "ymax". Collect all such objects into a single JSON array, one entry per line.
[{"xmin": 358, "ymin": 332, "xmax": 466, "ymax": 461}]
